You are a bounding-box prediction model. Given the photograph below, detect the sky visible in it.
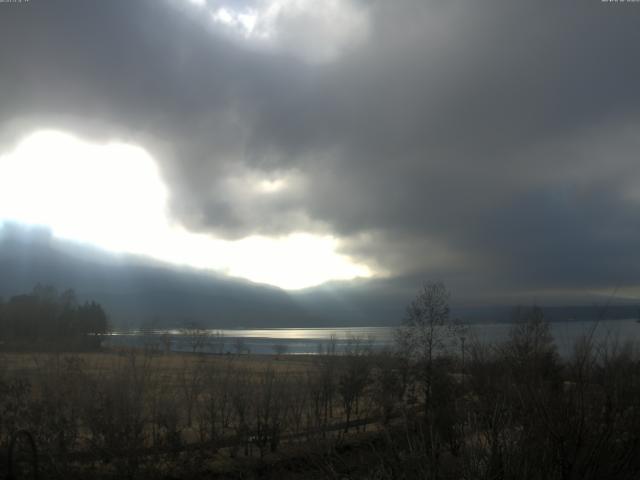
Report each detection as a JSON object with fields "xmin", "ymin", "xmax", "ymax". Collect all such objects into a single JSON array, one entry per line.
[{"xmin": 1, "ymin": 0, "xmax": 640, "ymax": 301}]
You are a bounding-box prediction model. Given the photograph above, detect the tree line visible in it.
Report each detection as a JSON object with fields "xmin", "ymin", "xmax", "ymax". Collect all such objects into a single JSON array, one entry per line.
[{"xmin": 0, "ymin": 284, "xmax": 109, "ymax": 350}]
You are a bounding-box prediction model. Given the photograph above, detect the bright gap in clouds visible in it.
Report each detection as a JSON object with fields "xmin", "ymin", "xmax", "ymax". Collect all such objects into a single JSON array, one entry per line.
[
  {"xmin": 0, "ymin": 131, "xmax": 372, "ymax": 290},
  {"xmin": 180, "ymin": 0, "xmax": 370, "ymax": 64}
]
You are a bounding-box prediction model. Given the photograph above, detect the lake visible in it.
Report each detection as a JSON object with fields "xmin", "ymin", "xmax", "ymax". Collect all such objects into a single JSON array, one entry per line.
[{"xmin": 104, "ymin": 319, "xmax": 640, "ymax": 356}]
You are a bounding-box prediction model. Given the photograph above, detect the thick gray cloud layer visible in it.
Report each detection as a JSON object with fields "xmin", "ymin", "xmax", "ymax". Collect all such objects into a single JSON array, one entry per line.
[{"xmin": 2, "ymin": 0, "xmax": 640, "ymax": 300}]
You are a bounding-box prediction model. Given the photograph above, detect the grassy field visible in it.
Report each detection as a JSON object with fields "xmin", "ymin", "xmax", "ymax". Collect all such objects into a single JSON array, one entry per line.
[
  {"xmin": 0, "ymin": 350, "xmax": 315, "ymax": 377},
  {"xmin": 0, "ymin": 348, "xmax": 389, "ymax": 478},
  {"xmin": 4, "ymin": 315, "xmax": 640, "ymax": 480}
]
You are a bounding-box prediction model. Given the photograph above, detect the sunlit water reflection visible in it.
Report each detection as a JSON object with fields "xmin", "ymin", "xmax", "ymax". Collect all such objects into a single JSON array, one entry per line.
[{"xmin": 104, "ymin": 319, "xmax": 640, "ymax": 356}]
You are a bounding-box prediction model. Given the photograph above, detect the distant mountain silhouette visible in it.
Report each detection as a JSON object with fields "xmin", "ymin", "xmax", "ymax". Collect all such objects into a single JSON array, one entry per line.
[
  {"xmin": 0, "ymin": 223, "xmax": 418, "ymax": 328},
  {"xmin": 1, "ymin": 223, "xmax": 637, "ymax": 329},
  {"xmin": 0, "ymin": 223, "xmax": 318, "ymax": 328}
]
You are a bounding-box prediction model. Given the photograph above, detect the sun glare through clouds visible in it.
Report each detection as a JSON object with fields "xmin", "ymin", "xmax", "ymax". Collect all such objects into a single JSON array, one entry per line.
[{"xmin": 0, "ymin": 131, "xmax": 372, "ymax": 290}]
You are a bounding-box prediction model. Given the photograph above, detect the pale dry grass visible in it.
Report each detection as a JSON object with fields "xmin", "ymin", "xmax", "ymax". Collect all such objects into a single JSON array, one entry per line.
[{"xmin": 0, "ymin": 351, "xmax": 314, "ymax": 378}]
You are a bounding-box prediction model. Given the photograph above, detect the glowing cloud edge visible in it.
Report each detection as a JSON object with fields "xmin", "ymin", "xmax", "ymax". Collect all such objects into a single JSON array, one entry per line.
[{"xmin": 0, "ymin": 130, "xmax": 374, "ymax": 290}]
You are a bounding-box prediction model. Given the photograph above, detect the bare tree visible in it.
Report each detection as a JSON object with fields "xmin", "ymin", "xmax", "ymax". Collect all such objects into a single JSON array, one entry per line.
[
  {"xmin": 161, "ymin": 332, "xmax": 172, "ymax": 355},
  {"xmin": 396, "ymin": 282, "xmax": 459, "ymax": 407},
  {"xmin": 197, "ymin": 359, "xmax": 234, "ymax": 446},
  {"xmin": 273, "ymin": 343, "xmax": 288, "ymax": 358},
  {"xmin": 338, "ymin": 336, "xmax": 372, "ymax": 431},
  {"xmin": 182, "ymin": 321, "xmax": 211, "ymax": 354},
  {"xmin": 233, "ymin": 337, "xmax": 249, "ymax": 355},
  {"xmin": 395, "ymin": 281, "xmax": 460, "ymax": 477},
  {"xmin": 253, "ymin": 367, "xmax": 287, "ymax": 456},
  {"xmin": 504, "ymin": 305, "xmax": 559, "ymax": 381},
  {"xmin": 210, "ymin": 330, "xmax": 225, "ymax": 355},
  {"xmin": 229, "ymin": 368, "xmax": 252, "ymax": 457},
  {"xmin": 372, "ymin": 351, "xmax": 405, "ymax": 425},
  {"xmin": 177, "ymin": 357, "xmax": 204, "ymax": 428}
]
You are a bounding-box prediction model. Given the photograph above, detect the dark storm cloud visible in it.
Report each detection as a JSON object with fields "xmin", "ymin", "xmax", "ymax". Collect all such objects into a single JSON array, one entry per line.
[{"xmin": 2, "ymin": 0, "xmax": 640, "ymax": 300}]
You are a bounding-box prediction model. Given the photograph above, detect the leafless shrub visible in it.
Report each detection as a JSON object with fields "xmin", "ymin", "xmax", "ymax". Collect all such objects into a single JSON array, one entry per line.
[
  {"xmin": 196, "ymin": 358, "xmax": 235, "ymax": 446},
  {"xmin": 228, "ymin": 366, "xmax": 253, "ymax": 457},
  {"xmin": 79, "ymin": 351, "xmax": 153, "ymax": 477},
  {"xmin": 177, "ymin": 356, "xmax": 204, "ymax": 428},
  {"xmin": 338, "ymin": 336, "xmax": 372, "ymax": 432},
  {"xmin": 371, "ymin": 351, "xmax": 405, "ymax": 425},
  {"xmin": 252, "ymin": 367, "xmax": 288, "ymax": 456}
]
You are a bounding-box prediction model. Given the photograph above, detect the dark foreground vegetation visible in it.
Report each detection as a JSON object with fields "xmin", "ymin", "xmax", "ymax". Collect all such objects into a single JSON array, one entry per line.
[
  {"xmin": 1, "ymin": 282, "xmax": 640, "ymax": 479},
  {"xmin": 0, "ymin": 285, "xmax": 109, "ymax": 351}
]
